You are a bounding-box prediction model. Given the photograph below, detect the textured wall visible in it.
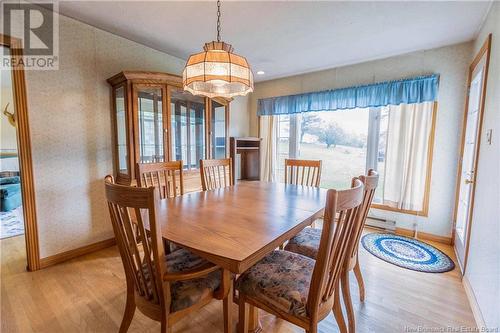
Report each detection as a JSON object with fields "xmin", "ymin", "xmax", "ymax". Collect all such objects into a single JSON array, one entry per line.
[
  {"xmin": 465, "ymin": 2, "xmax": 500, "ymax": 329},
  {"xmin": 229, "ymin": 95, "xmax": 250, "ymax": 137},
  {"xmin": 249, "ymin": 42, "xmax": 472, "ymax": 237},
  {"xmin": 1, "ymin": 56, "xmax": 18, "ymax": 153},
  {"xmin": 25, "ymin": 12, "xmax": 186, "ymax": 258},
  {"xmin": 25, "ymin": 10, "xmax": 251, "ymax": 258}
]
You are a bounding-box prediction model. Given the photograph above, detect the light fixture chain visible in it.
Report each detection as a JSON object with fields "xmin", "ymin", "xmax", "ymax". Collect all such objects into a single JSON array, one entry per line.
[{"xmin": 216, "ymin": 0, "xmax": 221, "ymax": 42}]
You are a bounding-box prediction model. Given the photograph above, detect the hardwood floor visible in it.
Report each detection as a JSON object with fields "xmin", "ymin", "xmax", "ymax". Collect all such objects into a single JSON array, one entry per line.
[{"xmin": 1, "ymin": 231, "xmax": 476, "ymax": 332}]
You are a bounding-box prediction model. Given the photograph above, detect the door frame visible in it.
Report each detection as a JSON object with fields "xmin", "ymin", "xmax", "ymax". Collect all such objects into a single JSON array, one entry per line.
[
  {"xmin": 452, "ymin": 34, "xmax": 492, "ymax": 274},
  {"xmin": 0, "ymin": 34, "xmax": 41, "ymax": 271}
]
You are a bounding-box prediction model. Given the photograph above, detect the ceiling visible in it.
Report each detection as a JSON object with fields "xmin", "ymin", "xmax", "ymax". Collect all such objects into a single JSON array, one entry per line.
[{"xmin": 57, "ymin": 1, "xmax": 492, "ymax": 82}]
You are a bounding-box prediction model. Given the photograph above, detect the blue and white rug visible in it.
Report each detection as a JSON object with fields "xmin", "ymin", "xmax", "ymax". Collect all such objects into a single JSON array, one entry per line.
[
  {"xmin": 0, "ymin": 207, "xmax": 24, "ymax": 239},
  {"xmin": 361, "ymin": 233, "xmax": 455, "ymax": 273}
]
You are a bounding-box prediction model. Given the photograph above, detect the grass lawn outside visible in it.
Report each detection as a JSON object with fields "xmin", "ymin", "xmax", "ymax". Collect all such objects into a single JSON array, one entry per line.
[{"xmin": 278, "ymin": 141, "xmax": 368, "ymax": 189}]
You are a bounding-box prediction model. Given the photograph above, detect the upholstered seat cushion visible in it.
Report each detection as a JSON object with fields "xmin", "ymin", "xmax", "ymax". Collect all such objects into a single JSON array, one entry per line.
[
  {"xmin": 284, "ymin": 227, "xmax": 321, "ymax": 259},
  {"xmin": 142, "ymin": 248, "xmax": 221, "ymax": 312},
  {"xmin": 236, "ymin": 250, "xmax": 315, "ymax": 318}
]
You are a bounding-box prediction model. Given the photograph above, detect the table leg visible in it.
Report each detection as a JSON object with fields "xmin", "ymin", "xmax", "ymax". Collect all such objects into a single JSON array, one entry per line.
[
  {"xmin": 223, "ymin": 270, "xmax": 233, "ymax": 333},
  {"xmin": 248, "ymin": 305, "xmax": 262, "ymax": 333}
]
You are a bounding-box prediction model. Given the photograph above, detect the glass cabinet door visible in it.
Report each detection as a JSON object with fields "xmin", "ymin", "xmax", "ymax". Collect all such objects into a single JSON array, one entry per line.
[
  {"xmin": 136, "ymin": 86, "xmax": 165, "ymax": 163},
  {"xmin": 211, "ymin": 100, "xmax": 228, "ymax": 159},
  {"xmin": 170, "ymin": 88, "xmax": 206, "ymax": 169},
  {"xmin": 114, "ymin": 86, "xmax": 128, "ymax": 175}
]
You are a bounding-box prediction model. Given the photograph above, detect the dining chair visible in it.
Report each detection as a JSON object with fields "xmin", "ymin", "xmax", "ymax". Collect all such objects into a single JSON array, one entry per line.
[
  {"xmin": 104, "ymin": 175, "xmax": 232, "ymax": 333},
  {"xmin": 137, "ymin": 161, "xmax": 184, "ymax": 199},
  {"xmin": 137, "ymin": 161, "xmax": 184, "ymax": 253},
  {"xmin": 236, "ymin": 178, "xmax": 365, "ymax": 333},
  {"xmin": 284, "ymin": 159, "xmax": 322, "ymax": 187},
  {"xmin": 200, "ymin": 158, "xmax": 233, "ymax": 191},
  {"xmin": 285, "ymin": 169, "xmax": 379, "ymax": 333},
  {"xmin": 283, "ymin": 158, "xmax": 322, "ymax": 230}
]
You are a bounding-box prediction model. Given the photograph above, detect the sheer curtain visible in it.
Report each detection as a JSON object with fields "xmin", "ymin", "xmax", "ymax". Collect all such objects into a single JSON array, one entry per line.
[
  {"xmin": 383, "ymin": 102, "xmax": 434, "ymax": 211},
  {"xmin": 259, "ymin": 115, "xmax": 278, "ymax": 182}
]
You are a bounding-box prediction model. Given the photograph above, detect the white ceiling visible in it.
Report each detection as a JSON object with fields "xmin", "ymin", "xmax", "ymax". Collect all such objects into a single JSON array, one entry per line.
[{"xmin": 57, "ymin": 1, "xmax": 492, "ymax": 82}]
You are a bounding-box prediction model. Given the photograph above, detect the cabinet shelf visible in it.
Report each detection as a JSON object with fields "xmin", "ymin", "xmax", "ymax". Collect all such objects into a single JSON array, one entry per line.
[
  {"xmin": 230, "ymin": 137, "xmax": 262, "ymax": 183},
  {"xmin": 108, "ymin": 71, "xmax": 231, "ymax": 190},
  {"xmin": 236, "ymin": 147, "xmax": 260, "ymax": 151}
]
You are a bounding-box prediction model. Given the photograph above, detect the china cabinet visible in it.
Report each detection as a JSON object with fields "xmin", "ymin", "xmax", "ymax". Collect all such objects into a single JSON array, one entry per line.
[{"xmin": 107, "ymin": 71, "xmax": 230, "ymax": 191}]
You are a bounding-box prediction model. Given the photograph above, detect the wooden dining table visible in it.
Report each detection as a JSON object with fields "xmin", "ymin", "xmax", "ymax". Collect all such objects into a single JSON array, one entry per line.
[{"xmin": 154, "ymin": 181, "xmax": 327, "ymax": 332}]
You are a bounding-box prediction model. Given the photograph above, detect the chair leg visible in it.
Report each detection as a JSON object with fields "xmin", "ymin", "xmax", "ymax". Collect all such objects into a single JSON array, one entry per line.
[
  {"xmin": 160, "ymin": 321, "xmax": 171, "ymax": 333},
  {"xmin": 353, "ymin": 257, "xmax": 365, "ymax": 302},
  {"xmin": 307, "ymin": 324, "xmax": 318, "ymax": 333},
  {"xmin": 160, "ymin": 313, "xmax": 172, "ymax": 333},
  {"xmin": 333, "ymin": 283, "xmax": 347, "ymax": 333},
  {"xmin": 248, "ymin": 305, "xmax": 262, "ymax": 333},
  {"xmin": 119, "ymin": 290, "xmax": 136, "ymax": 333},
  {"xmin": 238, "ymin": 296, "xmax": 249, "ymax": 333},
  {"xmin": 341, "ymin": 271, "xmax": 355, "ymax": 333}
]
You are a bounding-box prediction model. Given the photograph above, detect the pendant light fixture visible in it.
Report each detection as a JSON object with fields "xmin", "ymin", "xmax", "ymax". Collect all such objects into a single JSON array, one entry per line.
[{"xmin": 182, "ymin": 0, "xmax": 254, "ymax": 99}]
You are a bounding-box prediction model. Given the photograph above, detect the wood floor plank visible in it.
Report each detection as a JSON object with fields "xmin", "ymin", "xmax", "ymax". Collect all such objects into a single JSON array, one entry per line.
[{"xmin": 1, "ymin": 232, "xmax": 476, "ymax": 332}]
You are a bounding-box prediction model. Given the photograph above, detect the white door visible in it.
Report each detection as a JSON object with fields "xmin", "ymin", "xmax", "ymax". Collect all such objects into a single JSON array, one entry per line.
[{"xmin": 454, "ymin": 51, "xmax": 488, "ymax": 273}]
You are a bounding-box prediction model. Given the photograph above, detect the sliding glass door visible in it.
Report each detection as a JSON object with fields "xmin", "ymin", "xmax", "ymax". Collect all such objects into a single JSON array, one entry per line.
[{"xmin": 273, "ymin": 102, "xmax": 435, "ymax": 215}]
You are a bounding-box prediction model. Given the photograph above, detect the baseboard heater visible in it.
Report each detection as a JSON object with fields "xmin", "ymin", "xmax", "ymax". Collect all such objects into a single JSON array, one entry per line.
[{"xmin": 365, "ymin": 216, "xmax": 396, "ymax": 233}]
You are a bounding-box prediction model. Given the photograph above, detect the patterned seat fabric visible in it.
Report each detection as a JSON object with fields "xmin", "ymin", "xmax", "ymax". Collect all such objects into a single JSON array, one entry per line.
[
  {"xmin": 236, "ymin": 250, "xmax": 315, "ymax": 318},
  {"xmin": 284, "ymin": 227, "xmax": 321, "ymax": 259},
  {"xmin": 140, "ymin": 248, "xmax": 221, "ymax": 312}
]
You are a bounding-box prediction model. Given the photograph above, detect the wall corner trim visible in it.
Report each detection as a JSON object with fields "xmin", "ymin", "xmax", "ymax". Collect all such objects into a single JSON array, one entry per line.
[
  {"xmin": 462, "ymin": 275, "xmax": 486, "ymax": 329},
  {"xmin": 39, "ymin": 238, "xmax": 116, "ymax": 269}
]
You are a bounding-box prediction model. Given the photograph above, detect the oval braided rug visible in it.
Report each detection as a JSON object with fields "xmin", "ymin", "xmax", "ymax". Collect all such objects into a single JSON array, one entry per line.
[{"xmin": 361, "ymin": 233, "xmax": 455, "ymax": 273}]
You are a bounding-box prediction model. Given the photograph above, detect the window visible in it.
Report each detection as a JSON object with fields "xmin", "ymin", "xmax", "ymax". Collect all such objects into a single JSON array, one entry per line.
[
  {"xmin": 276, "ymin": 114, "xmax": 290, "ymax": 181},
  {"xmin": 277, "ymin": 108, "xmax": 369, "ymax": 189},
  {"xmin": 271, "ymin": 102, "xmax": 435, "ymax": 214}
]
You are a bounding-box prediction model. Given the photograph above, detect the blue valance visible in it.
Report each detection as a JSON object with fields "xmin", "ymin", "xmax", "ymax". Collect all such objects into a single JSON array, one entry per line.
[{"xmin": 257, "ymin": 74, "xmax": 439, "ymax": 116}]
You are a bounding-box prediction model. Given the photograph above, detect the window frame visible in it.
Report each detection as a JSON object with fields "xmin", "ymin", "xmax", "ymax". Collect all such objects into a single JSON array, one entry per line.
[
  {"xmin": 370, "ymin": 102, "xmax": 437, "ymax": 217},
  {"xmin": 268, "ymin": 102, "xmax": 437, "ymax": 216}
]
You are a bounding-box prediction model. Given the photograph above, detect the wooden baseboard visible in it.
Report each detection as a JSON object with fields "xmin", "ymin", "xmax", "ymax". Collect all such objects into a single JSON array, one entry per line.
[
  {"xmin": 39, "ymin": 238, "xmax": 116, "ymax": 269},
  {"xmin": 462, "ymin": 275, "xmax": 486, "ymax": 329},
  {"xmin": 395, "ymin": 227, "xmax": 452, "ymax": 245}
]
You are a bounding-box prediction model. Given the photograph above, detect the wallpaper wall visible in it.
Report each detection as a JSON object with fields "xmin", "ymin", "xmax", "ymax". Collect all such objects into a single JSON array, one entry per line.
[
  {"xmin": 465, "ymin": 2, "xmax": 500, "ymax": 328},
  {"xmin": 1, "ymin": 53, "xmax": 18, "ymax": 154},
  {"xmin": 24, "ymin": 11, "xmax": 185, "ymax": 258},
  {"xmin": 249, "ymin": 42, "xmax": 472, "ymax": 238}
]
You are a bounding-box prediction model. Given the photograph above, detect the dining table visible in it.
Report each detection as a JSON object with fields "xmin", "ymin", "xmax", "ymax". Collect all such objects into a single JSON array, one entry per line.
[{"xmin": 154, "ymin": 180, "xmax": 327, "ymax": 332}]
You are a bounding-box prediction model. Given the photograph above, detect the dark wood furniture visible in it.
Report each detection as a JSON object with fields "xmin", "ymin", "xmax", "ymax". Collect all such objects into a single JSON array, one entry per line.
[
  {"xmin": 137, "ymin": 161, "xmax": 184, "ymax": 199},
  {"xmin": 285, "ymin": 170, "xmax": 379, "ymax": 333},
  {"xmin": 149, "ymin": 181, "xmax": 327, "ymax": 332},
  {"xmin": 284, "ymin": 159, "xmax": 322, "ymax": 187},
  {"xmin": 341, "ymin": 170, "xmax": 379, "ymax": 333},
  {"xmin": 200, "ymin": 158, "xmax": 234, "ymax": 191},
  {"xmin": 229, "ymin": 137, "xmax": 261, "ymax": 183},
  {"xmin": 152, "ymin": 181, "xmax": 326, "ymax": 273},
  {"xmin": 237, "ymin": 179, "xmax": 365, "ymax": 333},
  {"xmin": 107, "ymin": 71, "xmax": 231, "ymax": 192},
  {"xmin": 104, "ymin": 176, "xmax": 233, "ymax": 333}
]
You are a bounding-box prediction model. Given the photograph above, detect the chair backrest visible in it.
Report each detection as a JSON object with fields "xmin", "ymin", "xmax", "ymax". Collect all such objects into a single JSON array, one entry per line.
[
  {"xmin": 307, "ymin": 178, "xmax": 364, "ymax": 318},
  {"xmin": 137, "ymin": 161, "xmax": 184, "ymax": 199},
  {"xmin": 284, "ymin": 159, "xmax": 322, "ymax": 187},
  {"xmin": 350, "ymin": 169, "xmax": 379, "ymax": 259},
  {"xmin": 200, "ymin": 158, "xmax": 233, "ymax": 191},
  {"xmin": 104, "ymin": 175, "xmax": 169, "ymax": 309}
]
